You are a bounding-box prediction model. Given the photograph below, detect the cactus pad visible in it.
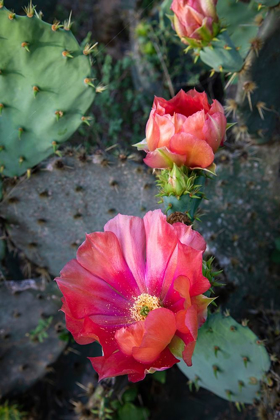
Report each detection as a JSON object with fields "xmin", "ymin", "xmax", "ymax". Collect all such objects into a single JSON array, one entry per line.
[
  {"xmin": 0, "ymin": 280, "xmax": 66, "ymax": 397},
  {"xmin": 0, "ymin": 155, "xmax": 159, "ymax": 275},
  {"xmin": 0, "ymin": 6, "xmax": 95, "ymax": 177},
  {"xmin": 178, "ymin": 312, "xmax": 270, "ymax": 404}
]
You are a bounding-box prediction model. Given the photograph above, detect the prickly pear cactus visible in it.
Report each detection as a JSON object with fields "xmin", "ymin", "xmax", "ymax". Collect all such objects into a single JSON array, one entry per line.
[
  {"xmin": 0, "ymin": 5, "xmax": 96, "ymax": 177},
  {"xmin": 0, "ymin": 280, "xmax": 66, "ymax": 397},
  {"xmin": 0, "ymin": 155, "xmax": 159, "ymax": 275},
  {"xmin": 178, "ymin": 312, "xmax": 271, "ymax": 404},
  {"xmin": 235, "ymin": 6, "xmax": 280, "ymax": 143}
]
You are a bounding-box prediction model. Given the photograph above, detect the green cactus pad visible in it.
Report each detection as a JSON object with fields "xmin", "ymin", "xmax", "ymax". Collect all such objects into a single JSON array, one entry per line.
[
  {"xmin": 236, "ymin": 7, "xmax": 280, "ymax": 142},
  {"xmin": 0, "ymin": 155, "xmax": 159, "ymax": 276},
  {"xmin": 199, "ymin": 31, "xmax": 243, "ymax": 73},
  {"xmin": 0, "ymin": 7, "xmax": 95, "ymax": 177},
  {"xmin": 178, "ymin": 312, "xmax": 270, "ymax": 404}
]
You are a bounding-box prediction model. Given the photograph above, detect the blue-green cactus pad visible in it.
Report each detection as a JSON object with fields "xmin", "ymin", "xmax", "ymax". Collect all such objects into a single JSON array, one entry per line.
[
  {"xmin": 178, "ymin": 312, "xmax": 270, "ymax": 404},
  {"xmin": 0, "ymin": 7, "xmax": 95, "ymax": 177}
]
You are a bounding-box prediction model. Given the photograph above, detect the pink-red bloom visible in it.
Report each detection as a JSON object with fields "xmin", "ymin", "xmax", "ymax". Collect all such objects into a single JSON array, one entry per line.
[
  {"xmin": 137, "ymin": 89, "xmax": 226, "ymax": 170},
  {"xmin": 171, "ymin": 0, "xmax": 219, "ymax": 46},
  {"xmin": 56, "ymin": 210, "xmax": 212, "ymax": 382}
]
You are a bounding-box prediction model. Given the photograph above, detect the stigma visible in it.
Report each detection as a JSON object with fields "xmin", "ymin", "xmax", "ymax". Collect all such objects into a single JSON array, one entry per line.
[{"xmin": 130, "ymin": 293, "xmax": 161, "ymax": 321}]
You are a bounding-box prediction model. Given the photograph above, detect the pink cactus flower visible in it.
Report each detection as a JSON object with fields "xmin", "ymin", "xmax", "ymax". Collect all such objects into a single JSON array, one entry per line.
[
  {"xmin": 137, "ymin": 89, "xmax": 226, "ymax": 170},
  {"xmin": 171, "ymin": 0, "xmax": 219, "ymax": 46},
  {"xmin": 55, "ymin": 210, "xmax": 213, "ymax": 382}
]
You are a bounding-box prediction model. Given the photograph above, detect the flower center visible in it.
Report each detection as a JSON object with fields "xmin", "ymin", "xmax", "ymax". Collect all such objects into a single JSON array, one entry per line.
[{"xmin": 130, "ymin": 293, "xmax": 161, "ymax": 321}]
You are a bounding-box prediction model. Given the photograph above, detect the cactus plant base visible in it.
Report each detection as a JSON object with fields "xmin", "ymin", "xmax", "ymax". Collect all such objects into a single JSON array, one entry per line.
[{"xmin": 178, "ymin": 312, "xmax": 270, "ymax": 404}]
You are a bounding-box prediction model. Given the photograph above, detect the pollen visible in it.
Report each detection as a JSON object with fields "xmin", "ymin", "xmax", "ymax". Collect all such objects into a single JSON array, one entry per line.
[{"xmin": 130, "ymin": 294, "xmax": 161, "ymax": 321}]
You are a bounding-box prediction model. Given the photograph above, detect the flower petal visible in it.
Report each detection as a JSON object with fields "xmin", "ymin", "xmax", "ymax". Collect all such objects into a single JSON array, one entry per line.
[
  {"xmin": 132, "ymin": 308, "xmax": 177, "ymax": 364},
  {"xmin": 146, "ymin": 110, "xmax": 160, "ymax": 151},
  {"xmin": 155, "ymin": 114, "xmax": 176, "ymax": 149},
  {"xmin": 143, "ymin": 210, "xmax": 178, "ymax": 295},
  {"xmin": 104, "ymin": 214, "xmax": 147, "ymax": 294},
  {"xmin": 115, "ymin": 321, "xmax": 145, "ymax": 356},
  {"xmin": 182, "ymin": 110, "xmax": 206, "ymax": 140},
  {"xmin": 203, "ymin": 112, "xmax": 227, "ymax": 152},
  {"xmin": 76, "ymin": 232, "xmax": 140, "ymax": 299},
  {"xmin": 143, "ymin": 147, "xmax": 186, "ymax": 169},
  {"xmin": 172, "ymin": 223, "xmax": 206, "ymax": 251},
  {"xmin": 56, "ymin": 259, "xmax": 130, "ymax": 319},
  {"xmin": 169, "ymin": 132, "xmax": 214, "ymax": 168}
]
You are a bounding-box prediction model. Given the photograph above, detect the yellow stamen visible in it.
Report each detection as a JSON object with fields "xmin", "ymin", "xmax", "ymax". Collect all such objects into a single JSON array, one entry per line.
[{"xmin": 130, "ymin": 294, "xmax": 161, "ymax": 321}]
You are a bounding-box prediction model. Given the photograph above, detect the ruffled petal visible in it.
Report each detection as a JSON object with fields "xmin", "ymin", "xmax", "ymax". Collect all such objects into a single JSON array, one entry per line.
[
  {"xmin": 115, "ymin": 321, "xmax": 145, "ymax": 356},
  {"xmin": 191, "ymin": 294, "xmax": 214, "ymax": 327},
  {"xmin": 169, "ymin": 132, "xmax": 214, "ymax": 168},
  {"xmin": 143, "ymin": 210, "xmax": 178, "ymax": 295},
  {"xmin": 155, "ymin": 114, "xmax": 176, "ymax": 149},
  {"xmin": 143, "ymin": 147, "xmax": 186, "ymax": 169},
  {"xmin": 76, "ymin": 232, "xmax": 140, "ymax": 299},
  {"xmin": 172, "ymin": 222, "xmax": 206, "ymax": 252},
  {"xmin": 104, "ymin": 214, "xmax": 147, "ymax": 294},
  {"xmin": 203, "ymin": 112, "xmax": 227, "ymax": 152},
  {"xmin": 132, "ymin": 308, "xmax": 177, "ymax": 364},
  {"xmin": 186, "ymin": 89, "xmax": 210, "ymax": 113},
  {"xmin": 56, "ymin": 259, "xmax": 130, "ymax": 319},
  {"xmin": 182, "ymin": 110, "xmax": 206, "ymax": 140},
  {"xmin": 146, "ymin": 110, "xmax": 160, "ymax": 151}
]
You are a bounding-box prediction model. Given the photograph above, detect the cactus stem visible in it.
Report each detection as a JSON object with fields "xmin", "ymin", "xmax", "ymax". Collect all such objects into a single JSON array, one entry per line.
[
  {"xmin": 242, "ymin": 81, "xmax": 257, "ymax": 111},
  {"xmin": 83, "ymin": 42, "xmax": 98, "ymax": 56},
  {"xmin": 55, "ymin": 110, "xmax": 64, "ymax": 120},
  {"xmin": 0, "ymin": 103, "xmax": 4, "ymax": 115},
  {"xmin": 21, "ymin": 42, "xmax": 30, "ymax": 52},
  {"xmin": 81, "ymin": 116, "xmax": 93, "ymax": 126},
  {"xmin": 63, "ymin": 11, "xmax": 73, "ymax": 31},
  {"xmin": 212, "ymin": 365, "xmax": 220, "ymax": 378},
  {"xmin": 8, "ymin": 11, "xmax": 16, "ymax": 20},
  {"xmin": 33, "ymin": 86, "xmax": 39, "ymax": 97},
  {"xmin": 62, "ymin": 50, "xmax": 73, "ymax": 59},
  {"xmin": 23, "ymin": 1, "xmax": 36, "ymax": 18},
  {"xmin": 242, "ymin": 356, "xmax": 249, "ymax": 368},
  {"xmin": 84, "ymin": 78, "xmax": 95, "ymax": 88},
  {"xmin": 52, "ymin": 19, "xmax": 63, "ymax": 31},
  {"xmin": 18, "ymin": 127, "xmax": 24, "ymax": 139}
]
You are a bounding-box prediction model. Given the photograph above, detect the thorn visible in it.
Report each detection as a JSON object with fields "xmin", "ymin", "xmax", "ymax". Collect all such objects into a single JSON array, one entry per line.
[
  {"xmin": 238, "ymin": 380, "xmax": 245, "ymax": 393},
  {"xmin": 194, "ymin": 375, "xmax": 200, "ymax": 391},
  {"xmin": 35, "ymin": 10, "xmax": 43, "ymax": 19},
  {"xmin": 52, "ymin": 19, "xmax": 63, "ymax": 31},
  {"xmin": 224, "ymin": 309, "xmax": 230, "ymax": 317},
  {"xmin": 33, "ymin": 86, "xmax": 39, "ymax": 97},
  {"xmin": 241, "ymin": 319, "xmax": 249, "ymax": 327},
  {"xmin": 225, "ymin": 72, "xmax": 237, "ymax": 90},
  {"xmin": 210, "ymin": 69, "xmax": 215, "ymax": 78},
  {"xmin": 214, "ymin": 346, "xmax": 220, "ymax": 357},
  {"xmin": 225, "ymin": 390, "xmax": 233, "ymax": 401},
  {"xmin": 27, "ymin": 169, "xmax": 31, "ymax": 178},
  {"xmin": 0, "ymin": 145, "xmax": 4, "ymax": 152},
  {"xmin": 81, "ymin": 116, "xmax": 93, "ymax": 126},
  {"xmin": 250, "ymin": 37, "xmax": 263, "ymax": 56},
  {"xmin": 62, "ymin": 50, "xmax": 73, "ymax": 59},
  {"xmin": 8, "ymin": 11, "xmax": 16, "ymax": 20},
  {"xmin": 0, "ymin": 165, "xmax": 4, "ymax": 173},
  {"xmin": 230, "ymin": 325, "xmax": 237, "ymax": 332},
  {"xmin": 242, "ymin": 356, "xmax": 249, "ymax": 368},
  {"xmin": 0, "ymin": 103, "xmax": 4, "ymax": 115},
  {"xmin": 235, "ymin": 402, "xmax": 241, "ymax": 412},
  {"xmin": 270, "ymin": 354, "xmax": 279, "ymax": 363},
  {"xmin": 63, "ymin": 11, "xmax": 73, "ymax": 30},
  {"xmin": 21, "ymin": 42, "xmax": 30, "ymax": 52},
  {"xmin": 256, "ymin": 339, "xmax": 266, "ymax": 346},
  {"xmin": 55, "ymin": 110, "xmax": 64, "ymax": 120},
  {"xmin": 83, "ymin": 42, "xmax": 98, "ymax": 55},
  {"xmin": 193, "ymin": 53, "xmax": 199, "ymax": 64},
  {"xmin": 19, "ymin": 156, "xmax": 24, "ymax": 164},
  {"xmin": 0, "ymin": 1, "xmax": 4, "ymax": 8},
  {"xmin": 96, "ymin": 84, "xmax": 106, "ymax": 93},
  {"xmin": 18, "ymin": 127, "xmax": 24, "ymax": 139},
  {"xmin": 224, "ymin": 99, "xmax": 238, "ymax": 118},
  {"xmin": 218, "ymin": 65, "xmax": 223, "ymax": 72},
  {"xmin": 243, "ymin": 81, "xmax": 257, "ymax": 111},
  {"xmin": 223, "ymin": 44, "xmax": 232, "ymax": 50},
  {"xmin": 256, "ymin": 101, "xmax": 272, "ymax": 120},
  {"xmin": 23, "ymin": 1, "xmax": 36, "ymax": 18},
  {"xmin": 257, "ymin": 3, "xmax": 263, "ymax": 11},
  {"xmin": 84, "ymin": 78, "xmax": 95, "ymax": 88},
  {"xmin": 52, "ymin": 141, "xmax": 58, "ymax": 152},
  {"xmin": 249, "ymin": 377, "xmax": 258, "ymax": 385},
  {"xmin": 212, "ymin": 365, "xmax": 220, "ymax": 378}
]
